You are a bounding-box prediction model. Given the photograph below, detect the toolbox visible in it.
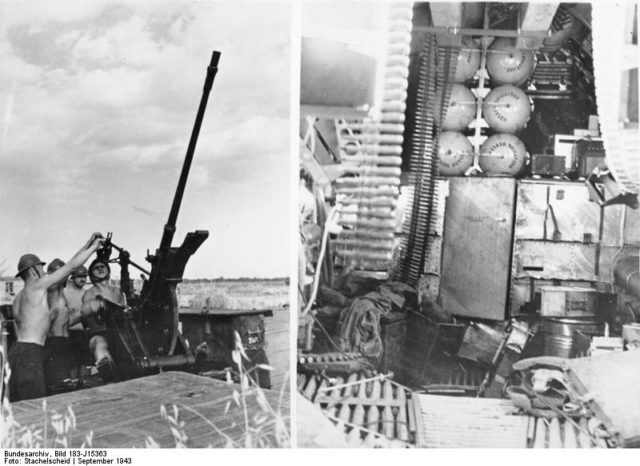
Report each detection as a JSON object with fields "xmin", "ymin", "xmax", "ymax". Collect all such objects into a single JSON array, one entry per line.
[{"xmin": 530, "ymin": 154, "xmax": 566, "ymax": 176}]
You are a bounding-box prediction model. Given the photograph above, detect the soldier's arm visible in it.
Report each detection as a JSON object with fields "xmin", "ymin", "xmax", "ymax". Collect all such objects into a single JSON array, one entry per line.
[{"xmin": 40, "ymin": 233, "xmax": 104, "ymax": 290}]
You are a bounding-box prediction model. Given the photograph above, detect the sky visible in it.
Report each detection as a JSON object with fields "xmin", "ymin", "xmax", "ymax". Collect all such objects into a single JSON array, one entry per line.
[{"xmin": 0, "ymin": 1, "xmax": 291, "ymax": 279}]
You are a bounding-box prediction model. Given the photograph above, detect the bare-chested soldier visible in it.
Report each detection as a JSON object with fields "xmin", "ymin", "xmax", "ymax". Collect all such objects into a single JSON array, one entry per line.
[
  {"xmin": 9, "ymin": 233, "xmax": 105, "ymax": 402},
  {"xmin": 81, "ymin": 259, "xmax": 124, "ymax": 383},
  {"xmin": 64, "ymin": 266, "xmax": 88, "ymax": 331},
  {"xmin": 43, "ymin": 259, "xmax": 81, "ymax": 391},
  {"xmin": 64, "ymin": 266, "xmax": 90, "ymax": 376}
]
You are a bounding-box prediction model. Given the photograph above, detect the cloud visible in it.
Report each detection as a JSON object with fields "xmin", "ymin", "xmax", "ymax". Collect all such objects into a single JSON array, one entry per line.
[
  {"xmin": 0, "ymin": 2, "xmax": 291, "ymax": 279},
  {"xmin": 130, "ymin": 204, "xmax": 162, "ymax": 219}
]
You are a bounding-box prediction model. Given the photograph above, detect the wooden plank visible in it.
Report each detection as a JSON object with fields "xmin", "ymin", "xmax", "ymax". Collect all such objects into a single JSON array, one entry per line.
[
  {"xmin": 265, "ymin": 335, "xmax": 290, "ymax": 353},
  {"xmin": 9, "ymin": 372, "xmax": 290, "ymax": 448}
]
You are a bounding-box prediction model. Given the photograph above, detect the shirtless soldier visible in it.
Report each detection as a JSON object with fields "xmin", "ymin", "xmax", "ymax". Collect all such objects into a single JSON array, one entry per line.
[
  {"xmin": 64, "ymin": 266, "xmax": 88, "ymax": 331},
  {"xmin": 81, "ymin": 259, "xmax": 124, "ymax": 383},
  {"xmin": 64, "ymin": 266, "xmax": 90, "ymax": 375},
  {"xmin": 9, "ymin": 233, "xmax": 105, "ymax": 402},
  {"xmin": 43, "ymin": 259, "xmax": 81, "ymax": 391}
]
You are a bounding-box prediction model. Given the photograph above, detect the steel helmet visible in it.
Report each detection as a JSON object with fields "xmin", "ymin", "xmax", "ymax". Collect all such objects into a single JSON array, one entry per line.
[
  {"xmin": 71, "ymin": 265, "xmax": 88, "ymax": 278},
  {"xmin": 47, "ymin": 258, "xmax": 65, "ymax": 274},
  {"xmin": 16, "ymin": 254, "xmax": 46, "ymax": 277}
]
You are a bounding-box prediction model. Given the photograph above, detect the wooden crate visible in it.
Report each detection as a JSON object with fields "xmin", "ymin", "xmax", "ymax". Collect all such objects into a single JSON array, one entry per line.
[
  {"xmin": 380, "ymin": 312, "xmax": 406, "ymax": 374},
  {"xmin": 540, "ymin": 286, "xmax": 597, "ymax": 317}
]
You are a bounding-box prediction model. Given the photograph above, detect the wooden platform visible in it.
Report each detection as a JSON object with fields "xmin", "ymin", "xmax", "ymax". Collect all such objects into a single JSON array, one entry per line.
[{"xmin": 10, "ymin": 372, "xmax": 290, "ymax": 448}]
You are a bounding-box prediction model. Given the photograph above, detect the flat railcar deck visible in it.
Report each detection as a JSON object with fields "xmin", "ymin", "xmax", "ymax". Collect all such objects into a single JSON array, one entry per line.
[{"xmin": 9, "ymin": 371, "xmax": 289, "ymax": 448}]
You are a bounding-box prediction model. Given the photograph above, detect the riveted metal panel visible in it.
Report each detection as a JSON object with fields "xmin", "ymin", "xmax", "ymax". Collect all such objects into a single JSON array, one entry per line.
[
  {"xmin": 623, "ymin": 205, "xmax": 640, "ymax": 245},
  {"xmin": 440, "ymin": 177, "xmax": 516, "ymax": 320},
  {"xmin": 515, "ymin": 180, "xmax": 624, "ymax": 245},
  {"xmin": 510, "ymin": 243, "xmax": 640, "ymax": 314}
]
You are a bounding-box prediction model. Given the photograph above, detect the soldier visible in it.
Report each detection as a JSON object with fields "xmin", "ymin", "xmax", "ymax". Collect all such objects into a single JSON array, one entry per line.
[
  {"xmin": 8, "ymin": 233, "xmax": 105, "ymax": 402},
  {"xmin": 63, "ymin": 266, "xmax": 90, "ymax": 377},
  {"xmin": 64, "ymin": 266, "xmax": 88, "ymax": 330},
  {"xmin": 81, "ymin": 259, "xmax": 124, "ymax": 383},
  {"xmin": 43, "ymin": 259, "xmax": 76, "ymax": 392}
]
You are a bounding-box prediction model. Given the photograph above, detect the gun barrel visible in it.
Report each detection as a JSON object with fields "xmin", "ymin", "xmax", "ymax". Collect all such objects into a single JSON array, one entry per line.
[{"xmin": 159, "ymin": 51, "xmax": 221, "ymax": 251}]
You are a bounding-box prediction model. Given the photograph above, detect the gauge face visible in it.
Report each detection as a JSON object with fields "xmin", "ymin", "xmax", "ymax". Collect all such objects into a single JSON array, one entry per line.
[
  {"xmin": 483, "ymin": 85, "xmax": 531, "ymax": 133},
  {"xmin": 437, "ymin": 131, "xmax": 474, "ymax": 176},
  {"xmin": 434, "ymin": 84, "xmax": 477, "ymax": 131},
  {"xmin": 479, "ymin": 133, "xmax": 528, "ymax": 176},
  {"xmin": 486, "ymin": 37, "xmax": 535, "ymax": 87}
]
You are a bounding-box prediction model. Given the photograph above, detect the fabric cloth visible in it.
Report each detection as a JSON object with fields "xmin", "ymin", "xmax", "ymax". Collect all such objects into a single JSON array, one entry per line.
[
  {"xmin": 69, "ymin": 328, "xmax": 91, "ymax": 366},
  {"xmin": 8, "ymin": 341, "xmax": 47, "ymax": 402},
  {"xmin": 336, "ymin": 282, "xmax": 416, "ymax": 360},
  {"xmin": 44, "ymin": 336, "xmax": 75, "ymax": 388},
  {"xmin": 336, "ymin": 296, "xmax": 388, "ymax": 359}
]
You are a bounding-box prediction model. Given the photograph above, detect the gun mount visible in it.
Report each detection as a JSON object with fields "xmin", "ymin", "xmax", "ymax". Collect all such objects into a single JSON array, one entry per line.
[{"xmin": 88, "ymin": 51, "xmax": 221, "ymax": 380}]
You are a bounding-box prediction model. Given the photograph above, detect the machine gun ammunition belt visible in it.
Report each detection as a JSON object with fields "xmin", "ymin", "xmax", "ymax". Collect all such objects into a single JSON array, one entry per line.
[{"xmin": 298, "ymin": 371, "xmax": 414, "ymax": 447}]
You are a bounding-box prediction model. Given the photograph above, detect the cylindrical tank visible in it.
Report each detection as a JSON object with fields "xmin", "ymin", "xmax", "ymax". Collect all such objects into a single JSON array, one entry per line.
[
  {"xmin": 541, "ymin": 316, "xmax": 603, "ymax": 358},
  {"xmin": 479, "ymin": 133, "xmax": 528, "ymax": 175},
  {"xmin": 437, "ymin": 131, "xmax": 474, "ymax": 176},
  {"xmin": 482, "ymin": 85, "xmax": 531, "ymax": 133},
  {"xmin": 614, "ymin": 256, "xmax": 640, "ymax": 299},
  {"xmin": 439, "ymin": 37, "xmax": 481, "ymax": 83},
  {"xmin": 486, "ymin": 37, "xmax": 535, "ymax": 86},
  {"xmin": 434, "ymin": 84, "xmax": 476, "ymax": 131}
]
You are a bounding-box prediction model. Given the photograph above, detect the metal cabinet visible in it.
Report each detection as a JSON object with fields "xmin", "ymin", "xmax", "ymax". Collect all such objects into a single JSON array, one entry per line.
[
  {"xmin": 510, "ymin": 180, "xmax": 639, "ymax": 315},
  {"xmin": 440, "ymin": 178, "xmax": 517, "ymax": 320},
  {"xmin": 514, "ymin": 180, "xmax": 625, "ymax": 244},
  {"xmin": 437, "ymin": 178, "xmax": 640, "ymax": 319}
]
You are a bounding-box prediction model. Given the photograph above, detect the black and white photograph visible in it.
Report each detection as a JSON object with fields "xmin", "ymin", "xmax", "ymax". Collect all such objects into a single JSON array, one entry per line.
[
  {"xmin": 1, "ymin": 0, "xmax": 640, "ymax": 457},
  {"xmin": 0, "ymin": 0, "xmax": 291, "ymax": 448},
  {"xmin": 297, "ymin": 1, "xmax": 640, "ymax": 449}
]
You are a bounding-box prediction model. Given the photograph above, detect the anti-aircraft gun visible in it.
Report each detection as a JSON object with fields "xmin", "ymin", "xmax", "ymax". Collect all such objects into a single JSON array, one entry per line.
[{"xmin": 90, "ymin": 51, "xmax": 221, "ymax": 380}]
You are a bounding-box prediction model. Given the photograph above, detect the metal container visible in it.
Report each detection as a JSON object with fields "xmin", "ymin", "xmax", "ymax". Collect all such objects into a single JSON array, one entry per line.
[
  {"xmin": 530, "ymin": 154, "xmax": 565, "ymax": 176},
  {"xmin": 541, "ymin": 316, "xmax": 603, "ymax": 358},
  {"xmin": 614, "ymin": 256, "xmax": 640, "ymax": 299},
  {"xmin": 479, "ymin": 133, "xmax": 528, "ymax": 176},
  {"xmin": 539, "ymin": 286, "xmax": 597, "ymax": 317},
  {"xmin": 440, "ymin": 178, "xmax": 516, "ymax": 320},
  {"xmin": 434, "ymin": 84, "xmax": 477, "ymax": 131},
  {"xmin": 486, "ymin": 37, "xmax": 535, "ymax": 86}
]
